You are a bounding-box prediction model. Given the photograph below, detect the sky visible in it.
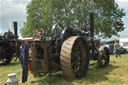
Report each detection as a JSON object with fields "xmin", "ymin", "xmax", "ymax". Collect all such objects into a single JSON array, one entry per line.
[
  {"xmin": 0, "ymin": 0, "xmax": 128, "ymax": 39},
  {"xmin": 114, "ymin": 0, "xmax": 128, "ymax": 39},
  {"xmin": 0, "ymin": 0, "xmax": 31, "ymax": 38}
]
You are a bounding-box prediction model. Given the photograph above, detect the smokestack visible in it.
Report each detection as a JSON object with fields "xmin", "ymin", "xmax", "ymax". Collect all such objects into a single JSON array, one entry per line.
[
  {"xmin": 13, "ymin": 22, "xmax": 18, "ymax": 39},
  {"xmin": 89, "ymin": 12, "xmax": 94, "ymax": 38},
  {"xmin": 89, "ymin": 12, "xmax": 94, "ymax": 57}
]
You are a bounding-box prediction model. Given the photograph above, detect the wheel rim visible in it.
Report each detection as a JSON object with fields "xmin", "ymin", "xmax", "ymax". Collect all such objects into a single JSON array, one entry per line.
[
  {"xmin": 71, "ymin": 39, "xmax": 87, "ymax": 78},
  {"xmin": 101, "ymin": 51, "xmax": 106, "ymax": 65}
]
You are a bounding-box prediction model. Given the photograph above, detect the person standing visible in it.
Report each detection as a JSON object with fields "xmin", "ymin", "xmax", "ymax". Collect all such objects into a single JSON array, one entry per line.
[{"xmin": 114, "ymin": 40, "xmax": 121, "ymax": 58}]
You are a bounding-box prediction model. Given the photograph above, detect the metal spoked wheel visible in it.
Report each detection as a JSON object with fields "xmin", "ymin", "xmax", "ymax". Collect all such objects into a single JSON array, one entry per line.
[
  {"xmin": 60, "ymin": 36, "xmax": 89, "ymax": 79},
  {"xmin": 0, "ymin": 42, "xmax": 13, "ymax": 65},
  {"xmin": 98, "ymin": 46, "xmax": 110, "ymax": 67},
  {"xmin": 0, "ymin": 49, "xmax": 12, "ymax": 65},
  {"xmin": 1, "ymin": 56, "xmax": 12, "ymax": 65},
  {"xmin": 1, "ymin": 57, "xmax": 7, "ymax": 65}
]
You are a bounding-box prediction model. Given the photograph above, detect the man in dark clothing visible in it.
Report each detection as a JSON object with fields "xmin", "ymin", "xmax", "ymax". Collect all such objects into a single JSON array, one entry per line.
[{"xmin": 21, "ymin": 43, "xmax": 29, "ymax": 83}]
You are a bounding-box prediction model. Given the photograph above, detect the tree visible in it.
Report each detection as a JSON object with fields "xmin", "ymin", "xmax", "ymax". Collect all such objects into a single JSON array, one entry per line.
[{"xmin": 20, "ymin": 0, "xmax": 125, "ymax": 38}]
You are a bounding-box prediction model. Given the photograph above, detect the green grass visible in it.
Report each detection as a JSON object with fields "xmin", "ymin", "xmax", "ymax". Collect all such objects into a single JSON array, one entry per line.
[{"xmin": 0, "ymin": 54, "xmax": 128, "ymax": 85}]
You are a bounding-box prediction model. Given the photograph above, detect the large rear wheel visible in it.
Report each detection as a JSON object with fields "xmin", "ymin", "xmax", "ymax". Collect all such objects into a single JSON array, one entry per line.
[{"xmin": 60, "ymin": 36, "xmax": 89, "ymax": 79}]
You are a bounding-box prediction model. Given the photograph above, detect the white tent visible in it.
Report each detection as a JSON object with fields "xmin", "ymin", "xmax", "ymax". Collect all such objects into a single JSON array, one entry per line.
[{"xmin": 120, "ymin": 38, "xmax": 128, "ymax": 49}]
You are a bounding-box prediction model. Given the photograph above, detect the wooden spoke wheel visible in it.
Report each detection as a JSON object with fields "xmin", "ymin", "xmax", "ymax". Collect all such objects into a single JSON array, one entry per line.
[
  {"xmin": 60, "ymin": 36, "xmax": 89, "ymax": 79},
  {"xmin": 98, "ymin": 46, "xmax": 110, "ymax": 67}
]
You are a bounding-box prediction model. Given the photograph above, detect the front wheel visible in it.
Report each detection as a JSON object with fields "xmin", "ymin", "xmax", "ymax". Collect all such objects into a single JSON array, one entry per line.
[
  {"xmin": 98, "ymin": 46, "xmax": 110, "ymax": 67},
  {"xmin": 1, "ymin": 56, "xmax": 12, "ymax": 65}
]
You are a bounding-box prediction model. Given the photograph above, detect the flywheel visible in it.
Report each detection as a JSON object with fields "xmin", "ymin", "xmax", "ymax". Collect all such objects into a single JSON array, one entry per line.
[{"xmin": 60, "ymin": 36, "xmax": 89, "ymax": 79}]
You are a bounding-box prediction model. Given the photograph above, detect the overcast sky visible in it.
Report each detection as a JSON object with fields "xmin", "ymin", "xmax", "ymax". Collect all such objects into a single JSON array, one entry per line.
[
  {"xmin": 0, "ymin": 0, "xmax": 128, "ymax": 39},
  {"xmin": 0, "ymin": 0, "xmax": 30, "ymax": 38},
  {"xmin": 115, "ymin": 0, "xmax": 128, "ymax": 39}
]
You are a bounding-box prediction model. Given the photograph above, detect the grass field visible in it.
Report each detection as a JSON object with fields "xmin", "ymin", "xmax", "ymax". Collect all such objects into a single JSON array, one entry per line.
[{"xmin": 0, "ymin": 54, "xmax": 128, "ymax": 85}]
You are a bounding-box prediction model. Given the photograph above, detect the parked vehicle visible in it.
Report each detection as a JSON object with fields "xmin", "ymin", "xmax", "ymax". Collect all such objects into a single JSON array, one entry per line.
[
  {"xmin": 104, "ymin": 44, "xmax": 127, "ymax": 54},
  {"xmin": 104, "ymin": 44, "xmax": 114, "ymax": 54},
  {"xmin": 120, "ymin": 46, "xmax": 127, "ymax": 54}
]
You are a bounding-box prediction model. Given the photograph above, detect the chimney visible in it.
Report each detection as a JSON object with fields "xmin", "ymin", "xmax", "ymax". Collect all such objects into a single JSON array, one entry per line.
[
  {"xmin": 89, "ymin": 12, "xmax": 94, "ymax": 38},
  {"xmin": 13, "ymin": 22, "xmax": 18, "ymax": 39}
]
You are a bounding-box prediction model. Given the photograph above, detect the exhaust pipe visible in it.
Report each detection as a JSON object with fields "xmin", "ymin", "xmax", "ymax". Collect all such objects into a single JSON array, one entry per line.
[
  {"xmin": 89, "ymin": 12, "xmax": 94, "ymax": 57},
  {"xmin": 89, "ymin": 12, "xmax": 94, "ymax": 38},
  {"xmin": 13, "ymin": 22, "xmax": 18, "ymax": 39}
]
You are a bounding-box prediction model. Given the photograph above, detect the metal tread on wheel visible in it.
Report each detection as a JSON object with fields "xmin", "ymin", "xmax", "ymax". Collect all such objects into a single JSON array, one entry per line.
[{"xmin": 60, "ymin": 36, "xmax": 89, "ymax": 79}]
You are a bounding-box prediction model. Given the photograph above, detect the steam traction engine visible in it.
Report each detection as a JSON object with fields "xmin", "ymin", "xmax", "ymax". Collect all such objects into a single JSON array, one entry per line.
[
  {"xmin": 28, "ymin": 13, "xmax": 110, "ymax": 79},
  {"xmin": 0, "ymin": 22, "xmax": 21, "ymax": 65}
]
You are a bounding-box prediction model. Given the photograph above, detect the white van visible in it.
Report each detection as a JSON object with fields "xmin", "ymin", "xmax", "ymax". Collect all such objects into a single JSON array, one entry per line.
[{"xmin": 120, "ymin": 38, "xmax": 128, "ymax": 51}]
